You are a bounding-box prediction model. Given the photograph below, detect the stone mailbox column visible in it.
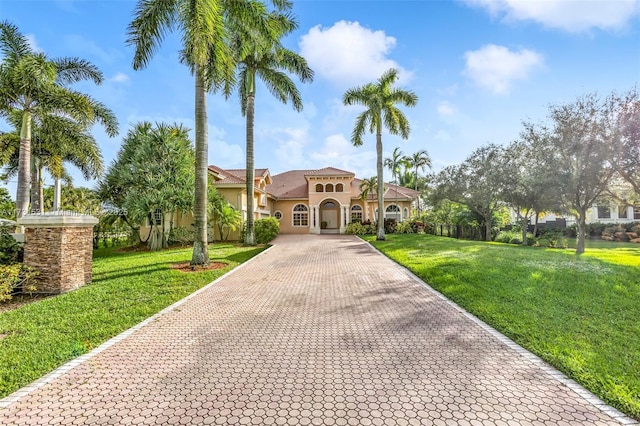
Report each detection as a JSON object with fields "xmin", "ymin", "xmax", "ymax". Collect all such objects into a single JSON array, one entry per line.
[{"xmin": 17, "ymin": 212, "xmax": 98, "ymax": 294}]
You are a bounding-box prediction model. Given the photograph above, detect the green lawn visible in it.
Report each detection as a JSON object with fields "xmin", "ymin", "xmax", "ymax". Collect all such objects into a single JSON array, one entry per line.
[
  {"xmin": 0, "ymin": 243, "xmax": 265, "ymax": 398},
  {"xmin": 367, "ymin": 234, "xmax": 640, "ymax": 420}
]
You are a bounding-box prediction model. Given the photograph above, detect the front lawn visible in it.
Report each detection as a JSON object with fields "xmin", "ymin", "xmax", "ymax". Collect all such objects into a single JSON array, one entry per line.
[
  {"xmin": 368, "ymin": 234, "xmax": 640, "ymax": 420},
  {"xmin": 0, "ymin": 243, "xmax": 265, "ymax": 398}
]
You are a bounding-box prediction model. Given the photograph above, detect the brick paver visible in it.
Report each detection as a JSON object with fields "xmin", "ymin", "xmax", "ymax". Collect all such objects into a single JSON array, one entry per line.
[{"xmin": 1, "ymin": 235, "xmax": 636, "ymax": 425}]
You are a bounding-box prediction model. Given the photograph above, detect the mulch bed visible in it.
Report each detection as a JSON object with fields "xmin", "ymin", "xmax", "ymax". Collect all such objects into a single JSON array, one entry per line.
[{"xmin": 170, "ymin": 262, "xmax": 228, "ymax": 273}]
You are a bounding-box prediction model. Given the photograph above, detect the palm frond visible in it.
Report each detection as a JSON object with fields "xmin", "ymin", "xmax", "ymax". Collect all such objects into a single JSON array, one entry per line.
[
  {"xmin": 0, "ymin": 20, "xmax": 32, "ymax": 62},
  {"xmin": 54, "ymin": 57, "xmax": 103, "ymax": 85}
]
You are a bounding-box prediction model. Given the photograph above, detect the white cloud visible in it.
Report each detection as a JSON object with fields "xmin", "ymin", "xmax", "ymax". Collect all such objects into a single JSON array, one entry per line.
[
  {"xmin": 109, "ymin": 72, "xmax": 130, "ymax": 83},
  {"xmin": 463, "ymin": 0, "xmax": 640, "ymax": 32},
  {"xmin": 263, "ymin": 128, "xmax": 312, "ymax": 171},
  {"xmin": 63, "ymin": 34, "xmax": 122, "ymax": 65},
  {"xmin": 437, "ymin": 101, "xmax": 457, "ymax": 118},
  {"xmin": 310, "ymin": 134, "xmax": 377, "ymax": 178},
  {"xmin": 464, "ymin": 44, "xmax": 544, "ymax": 94},
  {"xmin": 299, "ymin": 20, "xmax": 412, "ymax": 87},
  {"xmin": 25, "ymin": 34, "xmax": 43, "ymax": 53}
]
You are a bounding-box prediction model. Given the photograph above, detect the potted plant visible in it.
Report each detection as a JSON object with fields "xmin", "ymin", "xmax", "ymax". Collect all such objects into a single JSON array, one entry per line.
[{"xmin": 321, "ymin": 221, "xmax": 328, "ymax": 229}]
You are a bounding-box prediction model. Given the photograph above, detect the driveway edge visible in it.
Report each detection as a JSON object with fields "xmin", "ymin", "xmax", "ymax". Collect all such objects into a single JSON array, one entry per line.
[
  {"xmin": 0, "ymin": 244, "xmax": 273, "ymax": 409},
  {"xmin": 362, "ymin": 237, "xmax": 639, "ymax": 426}
]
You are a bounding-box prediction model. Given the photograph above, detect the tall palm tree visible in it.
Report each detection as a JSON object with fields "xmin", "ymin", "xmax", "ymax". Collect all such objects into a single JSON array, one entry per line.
[
  {"xmin": 407, "ymin": 149, "xmax": 431, "ymax": 214},
  {"xmin": 407, "ymin": 149, "xmax": 431, "ymax": 191},
  {"xmin": 343, "ymin": 68, "xmax": 418, "ymax": 240},
  {"xmin": 0, "ymin": 21, "xmax": 118, "ymax": 221},
  {"xmin": 127, "ymin": 0, "xmax": 280, "ymax": 265},
  {"xmin": 384, "ymin": 147, "xmax": 409, "ymax": 220},
  {"xmin": 358, "ymin": 176, "xmax": 379, "ymax": 222},
  {"xmin": 1, "ymin": 112, "xmax": 103, "ymax": 212},
  {"xmin": 232, "ymin": 11, "xmax": 313, "ymax": 245}
]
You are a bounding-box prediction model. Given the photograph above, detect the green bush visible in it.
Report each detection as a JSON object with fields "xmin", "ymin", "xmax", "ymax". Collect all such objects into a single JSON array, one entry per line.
[
  {"xmin": 396, "ymin": 221, "xmax": 414, "ymax": 234},
  {"xmin": 535, "ymin": 230, "xmax": 568, "ymax": 248},
  {"xmin": 0, "ymin": 225, "xmax": 21, "ymax": 265},
  {"xmin": 0, "ymin": 264, "xmax": 38, "ymax": 302},
  {"xmin": 384, "ymin": 218, "xmax": 398, "ymax": 234},
  {"xmin": 254, "ymin": 217, "xmax": 279, "ymax": 244}
]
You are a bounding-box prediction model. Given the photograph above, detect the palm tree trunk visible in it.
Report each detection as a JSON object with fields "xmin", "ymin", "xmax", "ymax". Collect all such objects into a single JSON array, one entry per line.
[
  {"xmin": 30, "ymin": 156, "xmax": 41, "ymax": 213},
  {"xmin": 53, "ymin": 177, "xmax": 62, "ymax": 211},
  {"xmin": 16, "ymin": 111, "xmax": 32, "ymax": 223},
  {"xmin": 376, "ymin": 131, "xmax": 385, "ymax": 241},
  {"xmin": 191, "ymin": 67, "xmax": 209, "ymax": 266},
  {"xmin": 244, "ymin": 88, "xmax": 256, "ymax": 246}
]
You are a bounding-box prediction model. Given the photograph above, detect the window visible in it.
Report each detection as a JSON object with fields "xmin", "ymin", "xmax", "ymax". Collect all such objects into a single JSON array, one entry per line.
[
  {"xmin": 351, "ymin": 205, "xmax": 363, "ymax": 223},
  {"xmin": 635, "ymin": 206, "xmax": 640, "ymax": 220},
  {"xmin": 403, "ymin": 208, "xmax": 409, "ymax": 219},
  {"xmin": 152, "ymin": 209, "xmax": 162, "ymax": 225},
  {"xmin": 618, "ymin": 205, "xmax": 628, "ymax": 219},
  {"xmin": 385, "ymin": 205, "xmax": 401, "ymax": 221},
  {"xmin": 293, "ymin": 204, "xmax": 309, "ymax": 226},
  {"xmin": 274, "ymin": 211, "xmax": 283, "ymax": 220},
  {"xmin": 315, "ymin": 183, "xmax": 323, "ymax": 192},
  {"xmin": 259, "ymin": 194, "xmax": 267, "ymax": 206},
  {"xmin": 597, "ymin": 205, "xmax": 611, "ymax": 219},
  {"xmin": 326, "ymin": 183, "xmax": 334, "ymax": 192},
  {"xmin": 336, "ymin": 183, "xmax": 344, "ymax": 192}
]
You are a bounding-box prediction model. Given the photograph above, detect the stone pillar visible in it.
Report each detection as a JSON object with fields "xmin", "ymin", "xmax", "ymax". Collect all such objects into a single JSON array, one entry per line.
[{"xmin": 17, "ymin": 212, "xmax": 98, "ymax": 294}]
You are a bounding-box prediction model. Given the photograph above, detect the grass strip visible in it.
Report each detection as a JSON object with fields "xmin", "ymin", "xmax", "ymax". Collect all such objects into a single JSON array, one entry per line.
[
  {"xmin": 368, "ymin": 234, "xmax": 640, "ymax": 420},
  {"xmin": 0, "ymin": 243, "xmax": 264, "ymax": 398}
]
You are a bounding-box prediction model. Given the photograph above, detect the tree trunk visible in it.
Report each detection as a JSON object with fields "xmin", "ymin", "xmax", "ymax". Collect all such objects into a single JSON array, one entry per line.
[
  {"xmin": 376, "ymin": 131, "xmax": 385, "ymax": 241},
  {"xmin": 244, "ymin": 86, "xmax": 256, "ymax": 246},
  {"xmin": 533, "ymin": 212, "xmax": 540, "ymax": 238},
  {"xmin": 576, "ymin": 212, "xmax": 587, "ymax": 255},
  {"xmin": 191, "ymin": 67, "xmax": 209, "ymax": 266},
  {"xmin": 521, "ymin": 214, "xmax": 529, "ymax": 246},
  {"xmin": 16, "ymin": 111, "xmax": 32, "ymax": 223},
  {"xmin": 53, "ymin": 177, "xmax": 62, "ymax": 210},
  {"xmin": 485, "ymin": 217, "xmax": 492, "ymax": 241},
  {"xmin": 30, "ymin": 156, "xmax": 41, "ymax": 213}
]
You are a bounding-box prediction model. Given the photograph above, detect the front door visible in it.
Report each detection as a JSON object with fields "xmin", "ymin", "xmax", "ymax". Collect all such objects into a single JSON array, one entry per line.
[{"xmin": 321, "ymin": 201, "xmax": 339, "ymax": 229}]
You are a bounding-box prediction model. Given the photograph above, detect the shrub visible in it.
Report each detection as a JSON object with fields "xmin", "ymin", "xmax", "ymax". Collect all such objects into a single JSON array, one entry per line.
[
  {"xmin": 535, "ymin": 230, "xmax": 568, "ymax": 249},
  {"xmin": 345, "ymin": 222, "xmax": 366, "ymax": 235},
  {"xmin": 168, "ymin": 226, "xmax": 194, "ymax": 246},
  {"xmin": 0, "ymin": 264, "xmax": 38, "ymax": 302},
  {"xmin": 396, "ymin": 221, "xmax": 414, "ymax": 234},
  {"xmin": 254, "ymin": 217, "xmax": 279, "ymax": 244},
  {"xmin": 0, "ymin": 225, "xmax": 22, "ymax": 265},
  {"xmin": 384, "ymin": 218, "xmax": 397, "ymax": 234}
]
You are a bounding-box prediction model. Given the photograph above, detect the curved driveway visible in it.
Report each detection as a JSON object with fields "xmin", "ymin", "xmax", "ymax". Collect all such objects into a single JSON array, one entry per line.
[{"xmin": 1, "ymin": 235, "xmax": 636, "ymax": 425}]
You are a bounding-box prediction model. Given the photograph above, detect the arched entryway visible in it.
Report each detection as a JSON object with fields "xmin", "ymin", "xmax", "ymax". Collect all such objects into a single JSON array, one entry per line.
[{"xmin": 320, "ymin": 200, "xmax": 340, "ymax": 233}]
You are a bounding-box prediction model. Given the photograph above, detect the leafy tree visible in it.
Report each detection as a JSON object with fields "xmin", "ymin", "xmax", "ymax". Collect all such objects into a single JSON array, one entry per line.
[
  {"xmin": 610, "ymin": 88, "xmax": 640, "ymax": 197},
  {"xmin": 523, "ymin": 92, "xmax": 622, "ymax": 254},
  {"xmin": 1, "ymin": 113, "xmax": 103, "ymax": 211},
  {"xmin": 97, "ymin": 122, "xmax": 195, "ymax": 251},
  {"xmin": 127, "ymin": 0, "xmax": 284, "ymax": 264},
  {"xmin": 230, "ymin": 9, "xmax": 313, "ymax": 245},
  {"xmin": 0, "ymin": 187, "xmax": 15, "ymax": 220},
  {"xmin": 384, "ymin": 147, "xmax": 409, "ymax": 214},
  {"xmin": 407, "ymin": 149, "xmax": 432, "ymax": 191},
  {"xmin": 431, "ymin": 144, "xmax": 505, "ymax": 241},
  {"xmin": 343, "ymin": 68, "xmax": 418, "ymax": 240},
  {"xmin": 0, "ymin": 21, "xmax": 117, "ymax": 219},
  {"xmin": 42, "ymin": 185, "xmax": 100, "ymax": 214}
]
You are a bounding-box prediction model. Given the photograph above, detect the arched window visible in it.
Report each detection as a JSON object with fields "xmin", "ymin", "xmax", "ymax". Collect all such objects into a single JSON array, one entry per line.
[
  {"xmin": 351, "ymin": 205, "xmax": 363, "ymax": 223},
  {"xmin": 274, "ymin": 211, "xmax": 283, "ymax": 220},
  {"xmin": 336, "ymin": 183, "xmax": 344, "ymax": 192},
  {"xmin": 385, "ymin": 204, "xmax": 401, "ymax": 221},
  {"xmin": 293, "ymin": 204, "xmax": 309, "ymax": 226},
  {"xmin": 323, "ymin": 201, "xmax": 337, "ymax": 208},
  {"xmin": 315, "ymin": 183, "xmax": 324, "ymax": 192},
  {"xmin": 326, "ymin": 183, "xmax": 334, "ymax": 192}
]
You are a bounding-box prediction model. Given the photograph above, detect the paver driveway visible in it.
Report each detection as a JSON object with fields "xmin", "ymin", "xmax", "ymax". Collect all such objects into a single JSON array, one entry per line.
[{"xmin": 1, "ymin": 235, "xmax": 636, "ymax": 425}]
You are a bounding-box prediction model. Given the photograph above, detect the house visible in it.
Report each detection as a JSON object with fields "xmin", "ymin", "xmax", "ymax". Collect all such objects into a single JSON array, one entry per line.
[
  {"xmin": 515, "ymin": 203, "xmax": 640, "ymax": 231},
  {"xmin": 139, "ymin": 165, "xmax": 420, "ymax": 241}
]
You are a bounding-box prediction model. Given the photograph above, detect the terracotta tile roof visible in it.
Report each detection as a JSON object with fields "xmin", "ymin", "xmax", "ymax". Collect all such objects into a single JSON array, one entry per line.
[
  {"xmin": 304, "ymin": 167, "xmax": 355, "ymax": 177},
  {"xmin": 351, "ymin": 178, "xmax": 419, "ymax": 201},
  {"xmin": 267, "ymin": 170, "xmax": 309, "ymax": 199},
  {"xmin": 207, "ymin": 166, "xmax": 270, "ymax": 185}
]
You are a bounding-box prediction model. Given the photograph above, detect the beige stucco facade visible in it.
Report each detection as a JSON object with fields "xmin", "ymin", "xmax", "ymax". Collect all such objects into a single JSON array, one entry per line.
[{"xmin": 139, "ymin": 166, "xmax": 419, "ymax": 242}]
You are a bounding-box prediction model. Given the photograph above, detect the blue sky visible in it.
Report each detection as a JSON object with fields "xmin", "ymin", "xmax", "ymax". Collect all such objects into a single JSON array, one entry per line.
[{"xmin": 1, "ymin": 0, "xmax": 639, "ymax": 199}]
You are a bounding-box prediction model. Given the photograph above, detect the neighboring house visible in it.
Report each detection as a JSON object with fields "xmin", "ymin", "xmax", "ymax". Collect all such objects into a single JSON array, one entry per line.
[
  {"xmin": 518, "ymin": 203, "xmax": 640, "ymax": 228},
  {"xmin": 139, "ymin": 165, "xmax": 420, "ymax": 241}
]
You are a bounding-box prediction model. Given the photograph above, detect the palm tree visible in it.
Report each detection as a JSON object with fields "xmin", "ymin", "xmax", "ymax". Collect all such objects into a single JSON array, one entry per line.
[
  {"xmin": 343, "ymin": 68, "xmax": 418, "ymax": 240},
  {"xmin": 1, "ymin": 112, "xmax": 103, "ymax": 212},
  {"xmin": 232, "ymin": 12, "xmax": 313, "ymax": 245},
  {"xmin": 0, "ymin": 21, "xmax": 118, "ymax": 221},
  {"xmin": 384, "ymin": 147, "xmax": 409, "ymax": 220},
  {"xmin": 127, "ymin": 0, "xmax": 280, "ymax": 265},
  {"xmin": 359, "ymin": 176, "xmax": 379, "ymax": 222},
  {"xmin": 407, "ymin": 149, "xmax": 431, "ymax": 214}
]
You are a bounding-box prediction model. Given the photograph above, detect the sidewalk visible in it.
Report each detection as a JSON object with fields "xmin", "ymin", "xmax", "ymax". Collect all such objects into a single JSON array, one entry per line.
[{"xmin": 1, "ymin": 234, "xmax": 636, "ymax": 425}]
